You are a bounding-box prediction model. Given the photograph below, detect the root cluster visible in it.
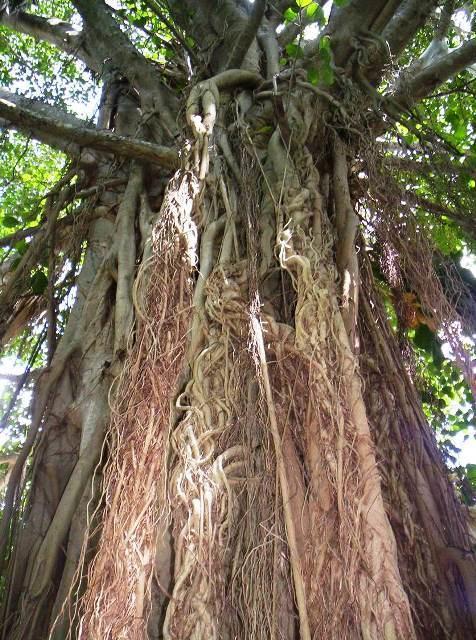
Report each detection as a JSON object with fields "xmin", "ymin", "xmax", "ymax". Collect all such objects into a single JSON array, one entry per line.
[{"xmin": 78, "ymin": 172, "xmax": 199, "ymax": 639}]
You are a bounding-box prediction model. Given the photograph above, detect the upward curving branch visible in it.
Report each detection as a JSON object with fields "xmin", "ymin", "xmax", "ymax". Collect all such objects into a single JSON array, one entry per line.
[
  {"xmin": 382, "ymin": 0, "xmax": 439, "ymax": 60},
  {"xmin": 0, "ymin": 10, "xmax": 97, "ymax": 70},
  {"xmin": 363, "ymin": 0, "xmax": 439, "ymax": 82},
  {"xmin": 72, "ymin": 0, "xmax": 178, "ymax": 135},
  {"xmin": 392, "ymin": 38, "xmax": 476, "ymax": 106},
  {"xmin": 225, "ymin": 0, "xmax": 266, "ymax": 70}
]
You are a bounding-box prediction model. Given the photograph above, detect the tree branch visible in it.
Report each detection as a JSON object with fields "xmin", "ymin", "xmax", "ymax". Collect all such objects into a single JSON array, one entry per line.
[
  {"xmin": 436, "ymin": 0, "xmax": 455, "ymax": 41},
  {"xmin": 382, "ymin": 0, "xmax": 438, "ymax": 60},
  {"xmin": 0, "ymin": 90, "xmax": 178, "ymax": 168},
  {"xmin": 0, "ymin": 10, "xmax": 97, "ymax": 71},
  {"xmin": 72, "ymin": 0, "xmax": 177, "ymax": 135},
  {"xmin": 226, "ymin": 0, "xmax": 266, "ymax": 69},
  {"xmin": 325, "ymin": 0, "xmax": 390, "ymax": 66},
  {"xmin": 392, "ymin": 38, "xmax": 476, "ymax": 106},
  {"xmin": 370, "ymin": 0, "xmax": 405, "ymax": 34},
  {"xmin": 0, "ymin": 370, "xmax": 43, "ymax": 384}
]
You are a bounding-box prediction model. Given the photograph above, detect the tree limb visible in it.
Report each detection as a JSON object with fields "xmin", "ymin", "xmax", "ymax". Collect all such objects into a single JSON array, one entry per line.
[
  {"xmin": 226, "ymin": 0, "xmax": 266, "ymax": 69},
  {"xmin": 325, "ymin": 0, "xmax": 390, "ymax": 67},
  {"xmin": 370, "ymin": 0, "xmax": 405, "ymax": 34},
  {"xmin": 392, "ymin": 38, "xmax": 476, "ymax": 106},
  {"xmin": 0, "ymin": 9, "xmax": 97, "ymax": 71},
  {"xmin": 436, "ymin": 0, "xmax": 455, "ymax": 41},
  {"xmin": 72, "ymin": 0, "xmax": 178, "ymax": 135},
  {"xmin": 0, "ymin": 89, "xmax": 179, "ymax": 168},
  {"xmin": 0, "ymin": 370, "xmax": 43, "ymax": 384},
  {"xmin": 382, "ymin": 0, "xmax": 439, "ymax": 60}
]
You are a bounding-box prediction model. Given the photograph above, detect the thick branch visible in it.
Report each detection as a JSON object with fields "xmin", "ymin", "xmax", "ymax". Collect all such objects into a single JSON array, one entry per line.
[
  {"xmin": 436, "ymin": 0, "xmax": 455, "ymax": 41},
  {"xmin": 0, "ymin": 370, "xmax": 43, "ymax": 384},
  {"xmin": 72, "ymin": 0, "xmax": 177, "ymax": 134},
  {"xmin": 325, "ymin": 0, "xmax": 390, "ymax": 67},
  {"xmin": 382, "ymin": 0, "xmax": 439, "ymax": 60},
  {"xmin": 226, "ymin": 0, "xmax": 266, "ymax": 69},
  {"xmin": 392, "ymin": 38, "xmax": 476, "ymax": 105},
  {"xmin": 0, "ymin": 10, "xmax": 97, "ymax": 70},
  {"xmin": 370, "ymin": 0, "xmax": 405, "ymax": 34},
  {"xmin": 0, "ymin": 90, "xmax": 178, "ymax": 168}
]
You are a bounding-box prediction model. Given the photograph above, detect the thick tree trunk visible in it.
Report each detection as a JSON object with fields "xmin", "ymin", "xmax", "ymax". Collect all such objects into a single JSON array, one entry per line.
[{"xmin": 0, "ymin": 6, "xmax": 475, "ymax": 639}]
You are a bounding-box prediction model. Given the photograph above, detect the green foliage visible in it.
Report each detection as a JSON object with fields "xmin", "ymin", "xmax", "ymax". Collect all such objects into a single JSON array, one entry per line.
[
  {"xmin": 284, "ymin": 1, "xmax": 326, "ymax": 26},
  {"xmin": 305, "ymin": 35, "xmax": 334, "ymax": 86},
  {"xmin": 283, "ymin": 7, "xmax": 298, "ymax": 23},
  {"xmin": 0, "ymin": 132, "xmax": 64, "ymax": 225},
  {"xmin": 0, "ymin": 132, "xmax": 65, "ymax": 288},
  {"xmin": 112, "ymin": 0, "xmax": 180, "ymax": 66},
  {"xmin": 0, "ymin": 28, "xmax": 96, "ymax": 118},
  {"xmin": 464, "ymin": 463, "xmax": 476, "ymax": 499},
  {"xmin": 29, "ymin": 269, "xmax": 48, "ymax": 294},
  {"xmin": 285, "ymin": 42, "xmax": 304, "ymax": 58}
]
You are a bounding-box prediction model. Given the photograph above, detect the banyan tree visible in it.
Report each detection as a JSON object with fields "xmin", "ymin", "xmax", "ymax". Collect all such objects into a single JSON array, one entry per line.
[{"xmin": 0, "ymin": 1, "xmax": 475, "ymax": 638}]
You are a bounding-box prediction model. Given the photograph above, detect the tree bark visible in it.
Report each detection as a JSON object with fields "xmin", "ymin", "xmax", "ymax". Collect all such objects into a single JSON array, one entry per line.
[{"xmin": 0, "ymin": 2, "xmax": 475, "ymax": 640}]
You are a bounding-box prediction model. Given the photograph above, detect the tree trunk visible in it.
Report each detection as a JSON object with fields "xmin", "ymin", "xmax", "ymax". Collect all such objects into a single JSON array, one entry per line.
[{"xmin": 0, "ymin": 3, "xmax": 475, "ymax": 640}]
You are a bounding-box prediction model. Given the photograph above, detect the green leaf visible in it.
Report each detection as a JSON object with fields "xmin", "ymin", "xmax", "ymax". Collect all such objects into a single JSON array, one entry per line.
[
  {"xmin": 413, "ymin": 324, "xmax": 438, "ymax": 355},
  {"xmin": 133, "ymin": 16, "xmax": 147, "ymax": 28},
  {"xmin": 296, "ymin": 0, "xmax": 313, "ymax": 6},
  {"xmin": 14, "ymin": 239, "xmax": 28, "ymax": 255},
  {"xmin": 307, "ymin": 68, "xmax": 319, "ymax": 85},
  {"xmin": 467, "ymin": 464, "xmax": 476, "ymax": 488},
  {"xmin": 320, "ymin": 65, "xmax": 334, "ymax": 86},
  {"xmin": 285, "ymin": 43, "xmax": 304, "ymax": 58},
  {"xmin": 283, "ymin": 7, "xmax": 298, "ymax": 22},
  {"xmin": 306, "ymin": 2, "xmax": 318, "ymax": 17},
  {"xmin": 310, "ymin": 4, "xmax": 326, "ymax": 24},
  {"xmin": 333, "ymin": 0, "xmax": 349, "ymax": 6},
  {"xmin": 3, "ymin": 216, "xmax": 20, "ymax": 228},
  {"xmin": 30, "ymin": 270, "xmax": 48, "ymax": 295},
  {"xmin": 319, "ymin": 35, "xmax": 331, "ymax": 52}
]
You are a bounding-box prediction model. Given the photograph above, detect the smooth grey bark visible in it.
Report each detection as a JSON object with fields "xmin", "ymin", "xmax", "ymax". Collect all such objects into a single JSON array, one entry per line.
[
  {"xmin": 0, "ymin": 10, "xmax": 96, "ymax": 70},
  {"xmin": 392, "ymin": 38, "xmax": 476, "ymax": 105}
]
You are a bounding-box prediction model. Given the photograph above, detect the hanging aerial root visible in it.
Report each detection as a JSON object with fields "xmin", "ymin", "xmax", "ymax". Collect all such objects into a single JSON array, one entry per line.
[
  {"xmin": 251, "ymin": 128, "xmax": 416, "ymax": 638},
  {"xmin": 333, "ymin": 137, "xmax": 360, "ymax": 348},
  {"xmin": 76, "ymin": 172, "xmax": 199, "ymax": 640},
  {"xmin": 360, "ymin": 138, "xmax": 475, "ymax": 396},
  {"xmin": 162, "ymin": 331, "xmax": 247, "ymax": 640},
  {"xmin": 162, "ymin": 253, "xmax": 259, "ymax": 638},
  {"xmin": 249, "ymin": 307, "xmax": 312, "ymax": 640},
  {"xmin": 359, "ymin": 255, "xmax": 476, "ymax": 638}
]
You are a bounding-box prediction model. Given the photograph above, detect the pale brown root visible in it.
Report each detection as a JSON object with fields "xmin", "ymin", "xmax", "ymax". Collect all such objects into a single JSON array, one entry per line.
[{"xmin": 77, "ymin": 171, "xmax": 199, "ymax": 640}]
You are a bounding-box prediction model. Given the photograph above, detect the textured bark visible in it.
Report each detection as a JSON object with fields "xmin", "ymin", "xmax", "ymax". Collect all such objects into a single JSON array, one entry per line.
[{"xmin": 0, "ymin": 2, "xmax": 475, "ymax": 639}]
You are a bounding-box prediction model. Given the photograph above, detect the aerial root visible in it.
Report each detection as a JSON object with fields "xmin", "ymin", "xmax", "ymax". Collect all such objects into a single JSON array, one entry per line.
[{"xmin": 76, "ymin": 172, "xmax": 199, "ymax": 640}]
